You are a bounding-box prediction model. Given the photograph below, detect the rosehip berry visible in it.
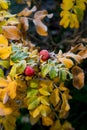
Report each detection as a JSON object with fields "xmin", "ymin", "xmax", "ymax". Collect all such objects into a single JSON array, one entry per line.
[
  {"xmin": 39, "ymin": 50, "xmax": 50, "ymax": 61},
  {"xmin": 24, "ymin": 66, "xmax": 35, "ymax": 76}
]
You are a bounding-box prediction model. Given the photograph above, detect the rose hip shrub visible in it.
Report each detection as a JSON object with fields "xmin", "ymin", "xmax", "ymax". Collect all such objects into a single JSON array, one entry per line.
[{"xmin": 0, "ymin": 1, "xmax": 87, "ymax": 130}]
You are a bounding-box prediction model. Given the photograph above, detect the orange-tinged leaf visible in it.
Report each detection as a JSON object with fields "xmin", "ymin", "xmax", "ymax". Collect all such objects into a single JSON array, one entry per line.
[
  {"xmin": 17, "ymin": 6, "xmax": 37, "ymax": 17},
  {"xmin": 59, "ymin": 58, "xmax": 74, "ymax": 68},
  {"xmin": 0, "ymin": 78, "xmax": 8, "ymax": 88},
  {"xmin": 34, "ymin": 10, "xmax": 48, "ymax": 20},
  {"xmin": 42, "ymin": 116, "xmax": 53, "ymax": 126},
  {"xmin": 78, "ymin": 48, "xmax": 87, "ymax": 59},
  {"xmin": 0, "ymin": 102, "xmax": 12, "ymax": 116},
  {"xmin": 33, "ymin": 19, "xmax": 48, "ymax": 36},
  {"xmin": 70, "ymin": 43, "xmax": 85, "ymax": 53},
  {"xmin": 72, "ymin": 66, "xmax": 84, "ymax": 89},
  {"xmin": 2, "ymin": 26, "xmax": 21, "ymax": 40},
  {"xmin": 19, "ymin": 17, "xmax": 29, "ymax": 32},
  {"xmin": 0, "ymin": 46, "xmax": 11, "ymax": 59},
  {"xmin": 7, "ymin": 81, "xmax": 17, "ymax": 99},
  {"xmin": 0, "ymin": 34, "xmax": 8, "ymax": 46},
  {"xmin": 50, "ymin": 88, "xmax": 60, "ymax": 107}
]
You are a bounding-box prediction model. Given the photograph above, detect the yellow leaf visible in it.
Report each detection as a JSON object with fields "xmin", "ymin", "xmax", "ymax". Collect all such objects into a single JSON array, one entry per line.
[
  {"xmin": 62, "ymin": 121, "xmax": 74, "ymax": 130},
  {"xmin": 72, "ymin": 66, "xmax": 84, "ymax": 89},
  {"xmin": 0, "ymin": 0, "xmax": 9, "ymax": 10},
  {"xmin": 7, "ymin": 81, "xmax": 17, "ymax": 99},
  {"xmin": 0, "ymin": 102, "xmax": 12, "ymax": 116},
  {"xmin": 0, "ymin": 46, "xmax": 11, "ymax": 59},
  {"xmin": 61, "ymin": 0, "xmax": 74, "ymax": 10},
  {"xmin": 42, "ymin": 116, "xmax": 53, "ymax": 126},
  {"xmin": 30, "ymin": 106, "xmax": 41, "ymax": 118},
  {"xmin": 0, "ymin": 78, "xmax": 8, "ymax": 87},
  {"xmin": 40, "ymin": 96, "xmax": 50, "ymax": 106},
  {"xmin": 50, "ymin": 88, "xmax": 60, "ymax": 107},
  {"xmin": 0, "ymin": 34, "xmax": 8, "ymax": 46},
  {"xmin": 59, "ymin": 58, "xmax": 74, "ymax": 68},
  {"xmin": 40, "ymin": 104, "xmax": 51, "ymax": 117},
  {"xmin": 39, "ymin": 87, "xmax": 50, "ymax": 96}
]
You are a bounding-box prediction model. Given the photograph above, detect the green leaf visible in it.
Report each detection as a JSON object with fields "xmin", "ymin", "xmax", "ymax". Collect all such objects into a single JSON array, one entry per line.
[
  {"xmin": 0, "ymin": 60, "xmax": 10, "ymax": 69},
  {"xmin": 28, "ymin": 96, "xmax": 40, "ymax": 110},
  {"xmin": 41, "ymin": 64, "xmax": 50, "ymax": 77},
  {"xmin": 49, "ymin": 67, "xmax": 58, "ymax": 79},
  {"xmin": 10, "ymin": 60, "xmax": 26, "ymax": 78},
  {"xmin": 74, "ymin": 6, "xmax": 84, "ymax": 22},
  {"xmin": 59, "ymin": 69, "xmax": 67, "ymax": 81},
  {"xmin": 0, "ymin": 68, "xmax": 4, "ymax": 77},
  {"xmin": 30, "ymin": 79, "xmax": 39, "ymax": 88},
  {"xmin": 27, "ymin": 89, "xmax": 38, "ymax": 98},
  {"xmin": 11, "ymin": 51, "xmax": 28, "ymax": 62}
]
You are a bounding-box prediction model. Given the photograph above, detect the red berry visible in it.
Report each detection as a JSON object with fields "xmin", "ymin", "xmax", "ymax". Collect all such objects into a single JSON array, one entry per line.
[
  {"xmin": 24, "ymin": 66, "xmax": 35, "ymax": 76},
  {"xmin": 39, "ymin": 50, "xmax": 50, "ymax": 61}
]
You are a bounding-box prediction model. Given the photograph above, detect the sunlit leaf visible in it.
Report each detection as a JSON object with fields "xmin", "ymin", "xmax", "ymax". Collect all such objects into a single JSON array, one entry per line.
[
  {"xmin": 7, "ymin": 80, "xmax": 17, "ymax": 99},
  {"xmin": 59, "ymin": 58, "xmax": 74, "ymax": 68},
  {"xmin": 49, "ymin": 67, "xmax": 58, "ymax": 79},
  {"xmin": 19, "ymin": 17, "xmax": 29, "ymax": 32},
  {"xmin": 40, "ymin": 104, "xmax": 51, "ymax": 117},
  {"xmin": 0, "ymin": 34, "xmax": 8, "ymax": 46},
  {"xmin": 0, "ymin": 46, "xmax": 11, "ymax": 59}
]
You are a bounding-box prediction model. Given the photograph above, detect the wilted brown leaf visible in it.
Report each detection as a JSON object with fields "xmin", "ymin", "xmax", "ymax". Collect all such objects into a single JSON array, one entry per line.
[
  {"xmin": 33, "ymin": 10, "xmax": 53, "ymax": 36},
  {"xmin": 33, "ymin": 19, "xmax": 48, "ymax": 36},
  {"xmin": 72, "ymin": 66, "xmax": 84, "ymax": 89},
  {"xmin": 78, "ymin": 48, "xmax": 87, "ymax": 59},
  {"xmin": 42, "ymin": 116, "xmax": 53, "ymax": 126},
  {"xmin": 19, "ymin": 17, "xmax": 29, "ymax": 32},
  {"xmin": 2, "ymin": 26, "xmax": 21, "ymax": 40},
  {"xmin": 17, "ymin": 6, "xmax": 36, "ymax": 17},
  {"xmin": 70, "ymin": 43, "xmax": 85, "ymax": 53}
]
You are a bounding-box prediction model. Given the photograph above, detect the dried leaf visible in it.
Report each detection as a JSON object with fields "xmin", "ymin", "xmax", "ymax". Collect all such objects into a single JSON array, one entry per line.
[
  {"xmin": 33, "ymin": 19, "xmax": 48, "ymax": 36},
  {"xmin": 3, "ymin": 92, "xmax": 9, "ymax": 104},
  {"xmin": 17, "ymin": 6, "xmax": 37, "ymax": 17},
  {"xmin": 2, "ymin": 26, "xmax": 21, "ymax": 40},
  {"xmin": 72, "ymin": 66, "xmax": 84, "ymax": 89},
  {"xmin": 19, "ymin": 17, "xmax": 29, "ymax": 32},
  {"xmin": 70, "ymin": 43, "xmax": 85, "ymax": 53},
  {"xmin": 78, "ymin": 48, "xmax": 87, "ymax": 59}
]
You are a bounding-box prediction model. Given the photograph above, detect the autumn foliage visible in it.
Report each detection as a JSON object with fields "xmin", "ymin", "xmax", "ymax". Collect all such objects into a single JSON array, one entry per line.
[{"xmin": 0, "ymin": 0, "xmax": 87, "ymax": 130}]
